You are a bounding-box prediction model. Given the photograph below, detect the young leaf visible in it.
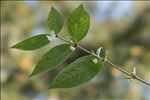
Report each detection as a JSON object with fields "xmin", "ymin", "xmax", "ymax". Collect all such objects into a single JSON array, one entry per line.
[
  {"xmin": 30, "ymin": 44, "xmax": 73, "ymax": 77},
  {"xmin": 47, "ymin": 7, "xmax": 64, "ymax": 34},
  {"xmin": 68, "ymin": 4, "xmax": 90, "ymax": 42},
  {"xmin": 49, "ymin": 55, "xmax": 102, "ymax": 89},
  {"xmin": 11, "ymin": 34, "xmax": 50, "ymax": 50}
]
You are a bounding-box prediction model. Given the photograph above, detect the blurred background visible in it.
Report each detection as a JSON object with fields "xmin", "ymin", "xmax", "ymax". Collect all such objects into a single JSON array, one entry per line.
[{"xmin": 1, "ymin": 1, "xmax": 150, "ymax": 100}]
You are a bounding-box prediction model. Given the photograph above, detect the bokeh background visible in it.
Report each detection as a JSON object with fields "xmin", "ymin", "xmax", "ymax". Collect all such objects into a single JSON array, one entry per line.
[{"xmin": 1, "ymin": 1, "xmax": 150, "ymax": 100}]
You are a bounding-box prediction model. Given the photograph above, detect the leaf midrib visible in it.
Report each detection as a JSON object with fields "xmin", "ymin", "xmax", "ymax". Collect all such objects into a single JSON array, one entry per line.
[
  {"xmin": 52, "ymin": 63, "xmax": 95, "ymax": 86},
  {"xmin": 40, "ymin": 46, "xmax": 70, "ymax": 69}
]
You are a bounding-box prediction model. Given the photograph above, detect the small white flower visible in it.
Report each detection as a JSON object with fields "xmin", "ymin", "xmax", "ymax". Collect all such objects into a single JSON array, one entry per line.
[
  {"xmin": 104, "ymin": 50, "xmax": 109, "ymax": 61},
  {"xmin": 70, "ymin": 46, "xmax": 75, "ymax": 51},
  {"xmin": 70, "ymin": 40, "xmax": 74, "ymax": 44},
  {"xmin": 131, "ymin": 67, "xmax": 136, "ymax": 76},
  {"xmin": 93, "ymin": 58, "xmax": 98, "ymax": 64},
  {"xmin": 96, "ymin": 47, "xmax": 102, "ymax": 57},
  {"xmin": 47, "ymin": 31, "xmax": 57, "ymax": 42}
]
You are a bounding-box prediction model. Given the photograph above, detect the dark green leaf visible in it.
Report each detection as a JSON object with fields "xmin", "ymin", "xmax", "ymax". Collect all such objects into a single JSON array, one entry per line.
[
  {"xmin": 49, "ymin": 55, "xmax": 102, "ymax": 88},
  {"xmin": 30, "ymin": 44, "xmax": 73, "ymax": 77},
  {"xmin": 47, "ymin": 7, "xmax": 63, "ymax": 34},
  {"xmin": 11, "ymin": 34, "xmax": 50, "ymax": 50},
  {"xmin": 68, "ymin": 4, "xmax": 90, "ymax": 42}
]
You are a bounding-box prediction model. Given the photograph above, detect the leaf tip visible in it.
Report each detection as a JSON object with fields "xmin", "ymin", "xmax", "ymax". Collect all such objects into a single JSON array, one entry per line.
[
  {"xmin": 11, "ymin": 45, "xmax": 15, "ymax": 48},
  {"xmin": 48, "ymin": 86, "xmax": 51, "ymax": 89},
  {"xmin": 28, "ymin": 74, "xmax": 33, "ymax": 78},
  {"xmin": 48, "ymin": 85, "xmax": 55, "ymax": 89},
  {"xmin": 79, "ymin": 3, "xmax": 84, "ymax": 8},
  {"xmin": 11, "ymin": 43, "xmax": 18, "ymax": 49},
  {"xmin": 51, "ymin": 6, "xmax": 54, "ymax": 9},
  {"xmin": 28, "ymin": 72, "xmax": 35, "ymax": 78},
  {"xmin": 51, "ymin": 6, "xmax": 56, "ymax": 11}
]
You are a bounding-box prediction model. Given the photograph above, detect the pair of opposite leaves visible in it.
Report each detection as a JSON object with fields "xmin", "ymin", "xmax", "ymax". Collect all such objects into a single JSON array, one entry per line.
[{"xmin": 11, "ymin": 4, "xmax": 103, "ymax": 88}]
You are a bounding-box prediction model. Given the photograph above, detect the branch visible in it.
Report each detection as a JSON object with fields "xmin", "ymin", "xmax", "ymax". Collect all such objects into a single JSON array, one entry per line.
[{"xmin": 57, "ymin": 36, "xmax": 150, "ymax": 86}]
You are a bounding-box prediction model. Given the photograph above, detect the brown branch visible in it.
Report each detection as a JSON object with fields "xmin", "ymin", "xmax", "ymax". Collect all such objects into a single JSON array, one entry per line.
[{"xmin": 57, "ymin": 36, "xmax": 150, "ymax": 87}]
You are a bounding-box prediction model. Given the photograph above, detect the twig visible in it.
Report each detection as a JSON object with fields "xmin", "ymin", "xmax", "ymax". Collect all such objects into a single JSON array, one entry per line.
[{"xmin": 57, "ymin": 36, "xmax": 150, "ymax": 86}]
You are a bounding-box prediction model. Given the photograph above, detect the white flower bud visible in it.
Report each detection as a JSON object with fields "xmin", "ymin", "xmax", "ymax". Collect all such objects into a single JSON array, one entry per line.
[
  {"xmin": 96, "ymin": 47, "xmax": 102, "ymax": 57},
  {"xmin": 70, "ymin": 46, "xmax": 75, "ymax": 51},
  {"xmin": 47, "ymin": 31, "xmax": 57, "ymax": 42},
  {"xmin": 70, "ymin": 40, "xmax": 74, "ymax": 44},
  {"xmin": 131, "ymin": 67, "xmax": 136, "ymax": 76},
  {"xmin": 93, "ymin": 58, "xmax": 98, "ymax": 64}
]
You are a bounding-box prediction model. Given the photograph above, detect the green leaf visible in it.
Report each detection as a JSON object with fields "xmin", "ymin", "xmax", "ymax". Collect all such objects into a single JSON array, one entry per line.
[
  {"xmin": 68, "ymin": 4, "xmax": 90, "ymax": 42},
  {"xmin": 49, "ymin": 55, "xmax": 102, "ymax": 89},
  {"xmin": 11, "ymin": 34, "xmax": 50, "ymax": 50},
  {"xmin": 30, "ymin": 44, "xmax": 73, "ymax": 77},
  {"xmin": 47, "ymin": 7, "xmax": 64, "ymax": 34}
]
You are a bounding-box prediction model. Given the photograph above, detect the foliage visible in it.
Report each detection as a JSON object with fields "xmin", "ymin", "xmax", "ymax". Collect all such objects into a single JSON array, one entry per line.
[
  {"xmin": 12, "ymin": 3, "xmax": 150, "ymax": 89},
  {"xmin": 68, "ymin": 4, "xmax": 90, "ymax": 42},
  {"xmin": 11, "ymin": 34, "xmax": 50, "ymax": 50},
  {"xmin": 29, "ymin": 44, "xmax": 73, "ymax": 77},
  {"xmin": 49, "ymin": 55, "xmax": 102, "ymax": 88},
  {"xmin": 12, "ymin": 4, "xmax": 103, "ymax": 89},
  {"xmin": 47, "ymin": 7, "xmax": 63, "ymax": 34}
]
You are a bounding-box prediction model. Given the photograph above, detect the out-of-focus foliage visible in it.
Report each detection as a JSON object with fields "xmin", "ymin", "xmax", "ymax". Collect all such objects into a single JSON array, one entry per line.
[{"xmin": 1, "ymin": 1, "xmax": 150, "ymax": 100}]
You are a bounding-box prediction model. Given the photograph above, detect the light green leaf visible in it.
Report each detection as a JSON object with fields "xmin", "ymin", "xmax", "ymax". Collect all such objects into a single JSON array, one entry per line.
[
  {"xmin": 30, "ymin": 44, "xmax": 73, "ymax": 77},
  {"xmin": 47, "ymin": 7, "xmax": 63, "ymax": 34},
  {"xmin": 68, "ymin": 4, "xmax": 90, "ymax": 42},
  {"xmin": 11, "ymin": 34, "xmax": 50, "ymax": 50},
  {"xmin": 49, "ymin": 55, "xmax": 102, "ymax": 88}
]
